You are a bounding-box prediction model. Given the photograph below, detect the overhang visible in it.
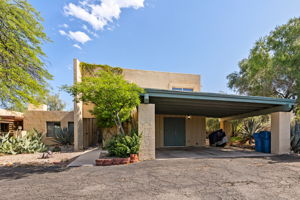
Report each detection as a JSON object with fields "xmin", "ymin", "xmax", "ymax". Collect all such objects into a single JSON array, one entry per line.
[{"xmin": 141, "ymin": 88, "xmax": 296, "ymax": 119}]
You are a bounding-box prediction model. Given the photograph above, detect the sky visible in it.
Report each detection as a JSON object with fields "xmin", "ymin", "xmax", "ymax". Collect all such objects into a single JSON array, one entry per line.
[{"xmin": 28, "ymin": 0, "xmax": 300, "ymax": 110}]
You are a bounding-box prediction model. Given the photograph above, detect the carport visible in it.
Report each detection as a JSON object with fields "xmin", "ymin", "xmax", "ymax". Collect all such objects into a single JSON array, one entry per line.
[{"xmin": 137, "ymin": 88, "xmax": 295, "ymax": 160}]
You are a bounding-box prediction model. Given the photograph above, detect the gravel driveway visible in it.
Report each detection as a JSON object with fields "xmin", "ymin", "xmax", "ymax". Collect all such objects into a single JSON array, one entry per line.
[{"xmin": 0, "ymin": 155, "xmax": 300, "ymax": 200}]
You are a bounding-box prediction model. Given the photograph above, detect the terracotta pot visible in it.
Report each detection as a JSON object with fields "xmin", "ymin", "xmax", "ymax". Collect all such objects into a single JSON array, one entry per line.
[{"xmin": 130, "ymin": 154, "xmax": 139, "ymax": 163}]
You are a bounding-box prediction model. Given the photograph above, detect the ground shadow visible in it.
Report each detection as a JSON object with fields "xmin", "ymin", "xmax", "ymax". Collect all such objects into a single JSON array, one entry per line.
[
  {"xmin": 0, "ymin": 154, "xmax": 80, "ymax": 180},
  {"xmin": 265, "ymin": 154, "xmax": 300, "ymax": 164}
]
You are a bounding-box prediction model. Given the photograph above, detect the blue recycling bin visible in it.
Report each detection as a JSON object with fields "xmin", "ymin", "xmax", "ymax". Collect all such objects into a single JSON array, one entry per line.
[
  {"xmin": 253, "ymin": 133, "xmax": 263, "ymax": 152},
  {"xmin": 260, "ymin": 131, "xmax": 271, "ymax": 153}
]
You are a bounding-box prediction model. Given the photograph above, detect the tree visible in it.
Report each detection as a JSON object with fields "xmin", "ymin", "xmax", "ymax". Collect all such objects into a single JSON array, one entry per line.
[
  {"xmin": 227, "ymin": 17, "xmax": 300, "ymax": 104},
  {"xmin": 46, "ymin": 93, "xmax": 66, "ymax": 111},
  {"xmin": 0, "ymin": 0, "xmax": 52, "ymax": 109},
  {"xmin": 64, "ymin": 70, "xmax": 144, "ymax": 134}
]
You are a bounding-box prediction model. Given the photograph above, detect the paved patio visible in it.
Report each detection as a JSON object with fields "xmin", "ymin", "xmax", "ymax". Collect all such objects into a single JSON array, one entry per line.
[{"xmin": 156, "ymin": 146, "xmax": 272, "ymax": 159}]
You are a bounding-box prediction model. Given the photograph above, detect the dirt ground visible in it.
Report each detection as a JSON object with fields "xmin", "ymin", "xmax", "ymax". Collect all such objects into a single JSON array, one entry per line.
[
  {"xmin": 0, "ymin": 155, "xmax": 300, "ymax": 200},
  {"xmin": 0, "ymin": 150, "xmax": 87, "ymax": 167}
]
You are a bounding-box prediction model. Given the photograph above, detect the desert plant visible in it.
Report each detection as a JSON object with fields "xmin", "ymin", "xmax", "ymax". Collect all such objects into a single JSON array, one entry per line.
[
  {"xmin": 105, "ymin": 131, "xmax": 142, "ymax": 157},
  {"xmin": 0, "ymin": 129, "xmax": 47, "ymax": 154},
  {"xmin": 240, "ymin": 116, "xmax": 268, "ymax": 144},
  {"xmin": 291, "ymin": 120, "xmax": 300, "ymax": 153},
  {"xmin": 53, "ymin": 128, "xmax": 73, "ymax": 146}
]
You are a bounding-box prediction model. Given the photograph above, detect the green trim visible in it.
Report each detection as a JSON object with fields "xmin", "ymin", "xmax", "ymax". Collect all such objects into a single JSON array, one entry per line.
[
  {"xmin": 142, "ymin": 88, "xmax": 295, "ymax": 106},
  {"xmin": 221, "ymin": 105, "xmax": 293, "ymax": 121}
]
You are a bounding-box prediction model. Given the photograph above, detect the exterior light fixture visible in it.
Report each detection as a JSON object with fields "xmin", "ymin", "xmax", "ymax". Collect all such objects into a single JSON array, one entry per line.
[{"xmin": 187, "ymin": 115, "xmax": 191, "ymax": 119}]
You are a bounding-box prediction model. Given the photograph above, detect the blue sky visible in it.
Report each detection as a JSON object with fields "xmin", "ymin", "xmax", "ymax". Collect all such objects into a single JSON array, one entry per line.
[{"xmin": 29, "ymin": 0, "xmax": 300, "ymax": 110}]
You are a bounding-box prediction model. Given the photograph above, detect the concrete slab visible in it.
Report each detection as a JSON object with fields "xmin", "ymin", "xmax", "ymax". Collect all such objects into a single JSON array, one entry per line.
[
  {"xmin": 67, "ymin": 148, "xmax": 101, "ymax": 167},
  {"xmin": 156, "ymin": 146, "xmax": 273, "ymax": 160}
]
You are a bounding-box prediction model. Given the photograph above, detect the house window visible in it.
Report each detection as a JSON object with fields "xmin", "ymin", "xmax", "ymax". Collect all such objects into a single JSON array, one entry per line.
[
  {"xmin": 46, "ymin": 122, "xmax": 61, "ymax": 137},
  {"xmin": 172, "ymin": 88, "xmax": 193, "ymax": 92},
  {"xmin": 68, "ymin": 122, "xmax": 74, "ymax": 135}
]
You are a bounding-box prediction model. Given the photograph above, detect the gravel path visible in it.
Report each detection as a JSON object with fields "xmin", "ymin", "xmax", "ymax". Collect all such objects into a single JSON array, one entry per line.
[{"xmin": 0, "ymin": 155, "xmax": 300, "ymax": 200}]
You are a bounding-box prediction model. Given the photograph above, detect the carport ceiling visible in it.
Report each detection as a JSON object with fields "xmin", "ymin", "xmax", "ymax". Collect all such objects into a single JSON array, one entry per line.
[{"xmin": 141, "ymin": 88, "xmax": 295, "ymax": 119}]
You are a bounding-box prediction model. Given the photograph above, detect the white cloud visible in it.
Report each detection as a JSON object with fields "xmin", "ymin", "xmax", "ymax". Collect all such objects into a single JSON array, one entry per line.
[
  {"xmin": 73, "ymin": 44, "xmax": 82, "ymax": 49},
  {"xmin": 68, "ymin": 31, "xmax": 91, "ymax": 44},
  {"xmin": 59, "ymin": 30, "xmax": 67, "ymax": 36},
  {"xmin": 59, "ymin": 30, "xmax": 91, "ymax": 44},
  {"xmin": 59, "ymin": 23, "xmax": 69, "ymax": 28},
  {"xmin": 64, "ymin": 0, "xmax": 144, "ymax": 31}
]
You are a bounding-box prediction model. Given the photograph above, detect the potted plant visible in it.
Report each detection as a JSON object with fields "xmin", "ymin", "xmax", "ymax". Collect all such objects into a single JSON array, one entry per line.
[{"xmin": 128, "ymin": 130, "xmax": 142, "ymax": 163}]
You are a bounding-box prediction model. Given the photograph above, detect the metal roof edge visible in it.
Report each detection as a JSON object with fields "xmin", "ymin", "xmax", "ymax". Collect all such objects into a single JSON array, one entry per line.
[{"xmin": 142, "ymin": 88, "xmax": 296, "ymax": 105}]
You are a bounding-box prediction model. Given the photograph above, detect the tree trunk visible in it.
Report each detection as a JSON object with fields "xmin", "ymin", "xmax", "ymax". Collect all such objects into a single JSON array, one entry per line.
[{"xmin": 115, "ymin": 113, "xmax": 125, "ymax": 135}]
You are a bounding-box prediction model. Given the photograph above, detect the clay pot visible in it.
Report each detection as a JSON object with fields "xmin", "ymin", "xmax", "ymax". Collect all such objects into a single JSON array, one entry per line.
[{"xmin": 130, "ymin": 154, "xmax": 139, "ymax": 163}]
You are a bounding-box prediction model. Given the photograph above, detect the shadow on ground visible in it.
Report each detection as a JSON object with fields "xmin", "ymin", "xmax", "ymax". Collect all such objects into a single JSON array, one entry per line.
[{"xmin": 0, "ymin": 165, "xmax": 70, "ymax": 180}]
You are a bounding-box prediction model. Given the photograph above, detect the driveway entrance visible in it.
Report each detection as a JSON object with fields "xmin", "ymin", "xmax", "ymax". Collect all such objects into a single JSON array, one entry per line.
[{"xmin": 156, "ymin": 146, "xmax": 272, "ymax": 159}]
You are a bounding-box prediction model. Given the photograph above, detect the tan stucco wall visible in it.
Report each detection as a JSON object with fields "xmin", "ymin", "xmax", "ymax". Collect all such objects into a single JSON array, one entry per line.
[
  {"xmin": 155, "ymin": 114, "xmax": 206, "ymax": 148},
  {"xmin": 82, "ymin": 68, "xmax": 201, "ymax": 118},
  {"xmin": 23, "ymin": 111, "xmax": 74, "ymax": 145},
  {"xmin": 271, "ymin": 112, "xmax": 291, "ymax": 154},
  {"xmin": 138, "ymin": 104, "xmax": 155, "ymax": 160}
]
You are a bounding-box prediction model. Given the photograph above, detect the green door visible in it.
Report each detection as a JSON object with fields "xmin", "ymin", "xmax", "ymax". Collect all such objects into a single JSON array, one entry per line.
[{"xmin": 164, "ymin": 117, "xmax": 186, "ymax": 146}]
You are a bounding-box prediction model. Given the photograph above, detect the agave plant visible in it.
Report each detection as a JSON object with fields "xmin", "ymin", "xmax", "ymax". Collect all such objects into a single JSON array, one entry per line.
[
  {"xmin": 291, "ymin": 120, "xmax": 300, "ymax": 153},
  {"xmin": 240, "ymin": 116, "xmax": 268, "ymax": 144},
  {"xmin": 53, "ymin": 128, "xmax": 74, "ymax": 146}
]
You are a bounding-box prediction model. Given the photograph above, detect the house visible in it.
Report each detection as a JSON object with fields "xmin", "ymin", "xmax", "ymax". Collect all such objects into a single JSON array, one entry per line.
[
  {"xmin": 0, "ymin": 104, "xmax": 74, "ymax": 145},
  {"xmin": 73, "ymin": 59, "xmax": 296, "ymax": 160}
]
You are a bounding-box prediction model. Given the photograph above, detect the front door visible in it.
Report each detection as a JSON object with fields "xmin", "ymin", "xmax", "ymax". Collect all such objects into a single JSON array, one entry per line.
[{"xmin": 164, "ymin": 117, "xmax": 186, "ymax": 146}]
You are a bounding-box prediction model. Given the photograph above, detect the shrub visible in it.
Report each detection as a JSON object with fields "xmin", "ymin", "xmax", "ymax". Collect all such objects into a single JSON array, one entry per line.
[
  {"xmin": 105, "ymin": 131, "xmax": 142, "ymax": 158},
  {"xmin": 53, "ymin": 128, "xmax": 73, "ymax": 146},
  {"xmin": 0, "ymin": 129, "xmax": 47, "ymax": 154}
]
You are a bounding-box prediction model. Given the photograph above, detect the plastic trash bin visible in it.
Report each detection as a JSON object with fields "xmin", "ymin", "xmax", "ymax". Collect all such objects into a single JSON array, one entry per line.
[
  {"xmin": 260, "ymin": 131, "xmax": 271, "ymax": 153},
  {"xmin": 253, "ymin": 133, "xmax": 263, "ymax": 152}
]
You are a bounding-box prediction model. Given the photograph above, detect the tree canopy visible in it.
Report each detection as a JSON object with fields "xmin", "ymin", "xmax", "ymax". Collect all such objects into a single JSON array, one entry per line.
[
  {"xmin": 64, "ymin": 70, "xmax": 144, "ymax": 134},
  {"xmin": 46, "ymin": 93, "xmax": 66, "ymax": 111},
  {"xmin": 227, "ymin": 17, "xmax": 300, "ymax": 104},
  {"xmin": 0, "ymin": 0, "xmax": 52, "ymax": 109}
]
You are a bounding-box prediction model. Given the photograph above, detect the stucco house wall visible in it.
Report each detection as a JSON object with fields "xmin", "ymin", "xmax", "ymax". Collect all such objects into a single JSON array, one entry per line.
[
  {"xmin": 155, "ymin": 114, "xmax": 206, "ymax": 148},
  {"xmin": 83, "ymin": 68, "xmax": 201, "ymax": 118},
  {"xmin": 23, "ymin": 111, "xmax": 74, "ymax": 145}
]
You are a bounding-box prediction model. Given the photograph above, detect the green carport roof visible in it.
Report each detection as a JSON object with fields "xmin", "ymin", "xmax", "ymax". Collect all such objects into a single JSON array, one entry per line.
[{"xmin": 141, "ymin": 88, "xmax": 296, "ymax": 119}]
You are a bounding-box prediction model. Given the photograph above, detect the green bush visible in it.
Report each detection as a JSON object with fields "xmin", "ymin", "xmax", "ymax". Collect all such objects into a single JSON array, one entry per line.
[
  {"xmin": 0, "ymin": 129, "xmax": 47, "ymax": 154},
  {"xmin": 53, "ymin": 128, "xmax": 73, "ymax": 146},
  {"xmin": 105, "ymin": 131, "xmax": 142, "ymax": 158}
]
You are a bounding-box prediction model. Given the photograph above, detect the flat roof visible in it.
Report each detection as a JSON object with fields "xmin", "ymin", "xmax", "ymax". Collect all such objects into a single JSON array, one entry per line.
[{"xmin": 142, "ymin": 88, "xmax": 296, "ymax": 119}]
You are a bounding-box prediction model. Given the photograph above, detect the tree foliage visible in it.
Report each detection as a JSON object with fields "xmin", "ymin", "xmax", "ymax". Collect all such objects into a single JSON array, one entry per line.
[
  {"xmin": 227, "ymin": 17, "xmax": 300, "ymax": 103},
  {"xmin": 46, "ymin": 93, "xmax": 66, "ymax": 111},
  {"xmin": 0, "ymin": 0, "xmax": 52, "ymax": 109},
  {"xmin": 64, "ymin": 70, "xmax": 144, "ymax": 134}
]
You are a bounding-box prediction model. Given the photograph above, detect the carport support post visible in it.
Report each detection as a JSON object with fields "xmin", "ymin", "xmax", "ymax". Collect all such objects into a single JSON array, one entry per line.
[
  {"xmin": 271, "ymin": 112, "xmax": 291, "ymax": 154},
  {"xmin": 138, "ymin": 104, "xmax": 155, "ymax": 160},
  {"xmin": 74, "ymin": 58, "xmax": 84, "ymax": 151},
  {"xmin": 219, "ymin": 120, "xmax": 232, "ymax": 137}
]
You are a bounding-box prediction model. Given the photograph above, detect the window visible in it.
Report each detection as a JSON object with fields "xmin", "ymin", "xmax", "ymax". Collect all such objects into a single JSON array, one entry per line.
[
  {"xmin": 68, "ymin": 122, "xmax": 74, "ymax": 135},
  {"xmin": 0, "ymin": 123, "xmax": 9, "ymax": 132},
  {"xmin": 46, "ymin": 122, "xmax": 61, "ymax": 137},
  {"xmin": 172, "ymin": 88, "xmax": 193, "ymax": 92}
]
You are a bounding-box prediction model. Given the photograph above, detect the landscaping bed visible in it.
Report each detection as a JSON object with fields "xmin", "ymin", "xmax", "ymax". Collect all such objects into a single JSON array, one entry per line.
[{"xmin": 0, "ymin": 150, "xmax": 85, "ymax": 167}]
